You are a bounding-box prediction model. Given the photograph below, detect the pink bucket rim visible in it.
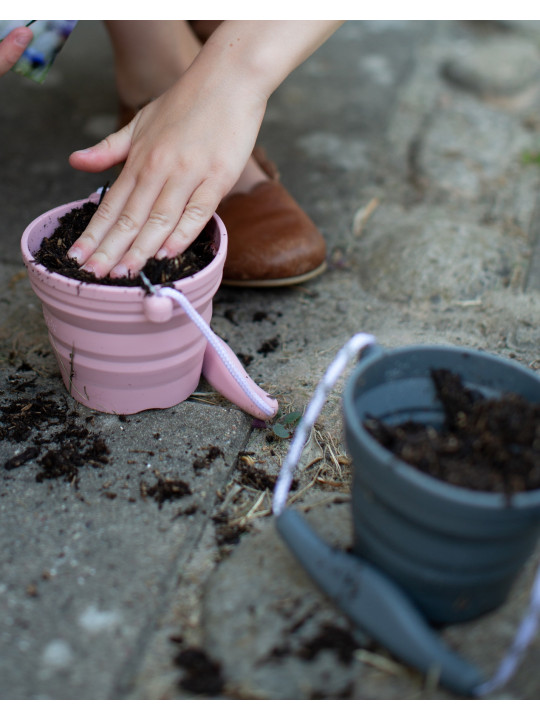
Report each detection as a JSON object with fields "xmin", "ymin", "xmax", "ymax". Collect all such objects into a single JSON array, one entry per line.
[{"xmin": 20, "ymin": 196, "xmax": 228, "ymax": 299}]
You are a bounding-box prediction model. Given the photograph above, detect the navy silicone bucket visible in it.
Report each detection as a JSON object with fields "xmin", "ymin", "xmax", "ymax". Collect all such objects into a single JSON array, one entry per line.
[{"xmin": 343, "ymin": 344, "xmax": 540, "ymax": 625}]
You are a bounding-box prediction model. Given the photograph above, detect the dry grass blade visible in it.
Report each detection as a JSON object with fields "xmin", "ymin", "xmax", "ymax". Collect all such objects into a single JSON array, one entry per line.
[
  {"xmin": 188, "ymin": 391, "xmax": 222, "ymax": 406},
  {"xmin": 216, "ymin": 483, "xmax": 244, "ymax": 513},
  {"xmin": 228, "ymin": 489, "xmax": 270, "ymax": 525},
  {"xmin": 355, "ymin": 649, "xmax": 409, "ymax": 677},
  {"xmin": 316, "ymin": 477, "xmax": 349, "ymax": 488},
  {"xmin": 246, "ymin": 489, "xmax": 269, "ymax": 518},
  {"xmin": 295, "ymin": 493, "xmax": 350, "ymax": 513},
  {"xmin": 352, "ymin": 197, "xmax": 380, "ymax": 237},
  {"xmin": 299, "ymin": 427, "xmax": 324, "ymax": 471},
  {"xmin": 284, "ymin": 476, "xmax": 318, "ymax": 507}
]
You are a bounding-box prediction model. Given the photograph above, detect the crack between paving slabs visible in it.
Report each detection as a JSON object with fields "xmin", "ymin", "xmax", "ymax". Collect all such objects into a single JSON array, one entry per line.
[{"xmin": 109, "ymin": 418, "xmax": 254, "ymax": 699}]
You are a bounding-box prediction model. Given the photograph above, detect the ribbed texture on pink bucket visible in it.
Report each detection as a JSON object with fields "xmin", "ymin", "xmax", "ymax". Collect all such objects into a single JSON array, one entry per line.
[{"xmin": 21, "ymin": 197, "xmax": 227, "ymax": 414}]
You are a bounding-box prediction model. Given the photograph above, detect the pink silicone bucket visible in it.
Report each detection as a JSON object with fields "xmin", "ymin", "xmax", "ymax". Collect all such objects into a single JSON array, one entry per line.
[{"xmin": 21, "ymin": 194, "xmax": 227, "ymax": 415}]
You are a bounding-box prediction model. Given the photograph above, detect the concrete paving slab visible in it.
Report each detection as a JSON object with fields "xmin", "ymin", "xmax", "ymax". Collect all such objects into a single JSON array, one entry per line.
[{"xmin": 0, "ymin": 386, "xmax": 250, "ymax": 699}]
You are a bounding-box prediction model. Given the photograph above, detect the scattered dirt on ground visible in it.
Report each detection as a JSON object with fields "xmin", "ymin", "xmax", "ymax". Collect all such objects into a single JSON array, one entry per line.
[
  {"xmin": 212, "ymin": 514, "xmax": 249, "ymax": 547},
  {"xmin": 0, "ymin": 388, "xmax": 64, "ymax": 443},
  {"xmin": 257, "ymin": 336, "xmax": 280, "ymax": 356},
  {"xmin": 172, "ymin": 503, "xmax": 199, "ymax": 519},
  {"xmin": 173, "ymin": 646, "xmax": 224, "ymax": 696},
  {"xmin": 140, "ymin": 471, "xmax": 192, "ymax": 510},
  {"xmin": 297, "ymin": 623, "xmax": 362, "ymax": 665},
  {"xmin": 0, "ymin": 374, "xmax": 110, "ymax": 487},
  {"xmin": 235, "ymin": 453, "xmax": 284, "ymax": 492},
  {"xmin": 192, "ymin": 446, "xmax": 224, "ymax": 474},
  {"xmin": 36, "ymin": 437, "xmax": 109, "ymax": 485},
  {"xmin": 237, "ymin": 353, "xmax": 253, "ymax": 367},
  {"xmin": 364, "ymin": 368, "xmax": 540, "ymax": 495},
  {"xmin": 34, "ymin": 201, "xmax": 215, "ymax": 287},
  {"xmin": 4, "ymin": 446, "xmax": 40, "ymax": 469}
]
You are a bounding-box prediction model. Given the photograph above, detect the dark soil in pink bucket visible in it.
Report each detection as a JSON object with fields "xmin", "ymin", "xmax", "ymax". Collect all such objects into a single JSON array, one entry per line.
[
  {"xmin": 364, "ymin": 368, "xmax": 540, "ymax": 495},
  {"xmin": 34, "ymin": 201, "xmax": 215, "ymax": 288}
]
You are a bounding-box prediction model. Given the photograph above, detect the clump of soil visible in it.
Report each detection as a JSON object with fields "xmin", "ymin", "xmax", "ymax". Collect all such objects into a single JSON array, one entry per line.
[
  {"xmin": 237, "ymin": 353, "xmax": 253, "ymax": 367},
  {"xmin": 364, "ymin": 368, "xmax": 540, "ymax": 495},
  {"xmin": 173, "ymin": 647, "xmax": 224, "ymax": 696},
  {"xmin": 257, "ymin": 336, "xmax": 280, "ymax": 357},
  {"xmin": 212, "ymin": 512, "xmax": 249, "ymax": 547},
  {"xmin": 297, "ymin": 622, "xmax": 361, "ymax": 665},
  {"xmin": 0, "ymin": 391, "xmax": 62, "ymax": 443},
  {"xmin": 192, "ymin": 446, "xmax": 224, "ymax": 474},
  {"xmin": 140, "ymin": 472, "xmax": 192, "ymax": 509},
  {"xmin": 4, "ymin": 446, "xmax": 40, "ymax": 469},
  {"xmin": 34, "ymin": 200, "xmax": 215, "ymax": 287},
  {"xmin": 37, "ymin": 436, "xmax": 109, "ymax": 484},
  {"xmin": 235, "ymin": 453, "xmax": 288, "ymax": 492}
]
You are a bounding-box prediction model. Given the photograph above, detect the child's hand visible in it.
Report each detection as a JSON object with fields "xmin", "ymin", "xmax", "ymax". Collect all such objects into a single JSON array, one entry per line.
[{"xmin": 68, "ymin": 64, "xmax": 266, "ymax": 278}]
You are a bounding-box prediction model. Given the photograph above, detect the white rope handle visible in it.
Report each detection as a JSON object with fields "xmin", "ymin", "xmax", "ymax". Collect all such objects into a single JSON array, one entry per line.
[
  {"xmin": 474, "ymin": 564, "xmax": 540, "ymax": 696},
  {"xmin": 272, "ymin": 332, "xmax": 376, "ymax": 516},
  {"xmin": 156, "ymin": 286, "xmax": 276, "ymax": 418}
]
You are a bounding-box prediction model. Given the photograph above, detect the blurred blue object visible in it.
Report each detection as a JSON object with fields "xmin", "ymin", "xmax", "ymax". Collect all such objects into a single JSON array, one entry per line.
[{"xmin": 0, "ymin": 20, "xmax": 77, "ymax": 82}]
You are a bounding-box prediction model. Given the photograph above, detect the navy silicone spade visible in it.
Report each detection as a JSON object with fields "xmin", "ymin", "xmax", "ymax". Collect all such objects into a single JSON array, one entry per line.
[{"xmin": 276, "ymin": 508, "xmax": 485, "ymax": 697}]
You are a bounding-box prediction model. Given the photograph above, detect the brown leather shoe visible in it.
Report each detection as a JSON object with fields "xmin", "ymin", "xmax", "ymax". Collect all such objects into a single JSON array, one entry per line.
[{"xmin": 218, "ymin": 179, "xmax": 327, "ymax": 288}]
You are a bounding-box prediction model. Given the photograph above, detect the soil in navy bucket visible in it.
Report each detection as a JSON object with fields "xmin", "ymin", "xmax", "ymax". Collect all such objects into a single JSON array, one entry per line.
[
  {"xmin": 33, "ymin": 200, "xmax": 215, "ymax": 286},
  {"xmin": 364, "ymin": 368, "xmax": 540, "ymax": 496}
]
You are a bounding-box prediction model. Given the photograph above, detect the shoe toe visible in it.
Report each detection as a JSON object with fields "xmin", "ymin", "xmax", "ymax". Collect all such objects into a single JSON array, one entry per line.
[{"xmin": 219, "ymin": 181, "xmax": 327, "ymax": 287}]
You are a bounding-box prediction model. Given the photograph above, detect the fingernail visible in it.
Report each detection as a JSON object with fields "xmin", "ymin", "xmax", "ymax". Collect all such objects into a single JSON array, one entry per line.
[
  {"xmin": 156, "ymin": 249, "xmax": 169, "ymax": 260},
  {"xmin": 110, "ymin": 264, "xmax": 128, "ymax": 278},
  {"xmin": 73, "ymin": 147, "xmax": 93, "ymax": 154},
  {"xmin": 81, "ymin": 263, "xmax": 96, "ymax": 275},
  {"xmin": 67, "ymin": 247, "xmax": 83, "ymax": 263},
  {"xmin": 14, "ymin": 31, "xmax": 31, "ymax": 47}
]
